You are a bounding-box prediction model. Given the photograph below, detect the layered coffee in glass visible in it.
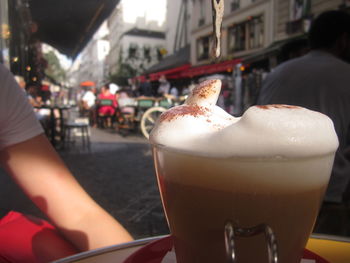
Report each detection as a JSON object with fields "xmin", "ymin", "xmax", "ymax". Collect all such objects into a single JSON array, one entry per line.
[{"xmin": 150, "ymin": 79, "xmax": 338, "ymax": 263}]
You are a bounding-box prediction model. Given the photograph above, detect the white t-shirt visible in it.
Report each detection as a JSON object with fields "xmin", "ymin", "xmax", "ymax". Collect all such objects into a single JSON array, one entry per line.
[
  {"xmin": 0, "ymin": 64, "xmax": 43, "ymax": 150},
  {"xmin": 170, "ymin": 87, "xmax": 179, "ymax": 97},
  {"xmin": 109, "ymin": 83, "xmax": 119, "ymax": 95},
  {"xmin": 158, "ymin": 81, "xmax": 170, "ymax": 96},
  {"xmin": 82, "ymin": 91, "xmax": 96, "ymax": 108}
]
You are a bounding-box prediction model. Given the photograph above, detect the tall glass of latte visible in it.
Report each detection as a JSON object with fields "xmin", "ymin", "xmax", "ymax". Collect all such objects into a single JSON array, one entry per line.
[{"xmin": 150, "ymin": 79, "xmax": 338, "ymax": 263}]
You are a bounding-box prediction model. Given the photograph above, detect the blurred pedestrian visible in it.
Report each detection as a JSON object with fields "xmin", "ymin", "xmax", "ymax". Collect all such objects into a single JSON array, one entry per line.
[
  {"xmin": 157, "ymin": 75, "xmax": 170, "ymax": 97},
  {"xmin": 97, "ymin": 84, "xmax": 117, "ymax": 128},
  {"xmin": 26, "ymin": 85, "xmax": 51, "ymax": 128},
  {"xmin": 138, "ymin": 75, "xmax": 153, "ymax": 97},
  {"xmin": 14, "ymin": 75, "xmax": 26, "ymax": 91},
  {"xmin": 116, "ymin": 88, "xmax": 135, "ymax": 116},
  {"xmin": 170, "ymin": 85, "xmax": 179, "ymax": 98},
  {"xmin": 97, "ymin": 84, "xmax": 117, "ymax": 115},
  {"xmin": 109, "ymin": 83, "xmax": 120, "ymax": 95},
  {"xmin": 257, "ymin": 10, "xmax": 350, "ymax": 236},
  {"xmin": 128, "ymin": 78, "xmax": 138, "ymax": 97},
  {"xmin": 81, "ymin": 87, "xmax": 97, "ymax": 126},
  {"xmin": 81, "ymin": 87, "xmax": 96, "ymax": 111}
]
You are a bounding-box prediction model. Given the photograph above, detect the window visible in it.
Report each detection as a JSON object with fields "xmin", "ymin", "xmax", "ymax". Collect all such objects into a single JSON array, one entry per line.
[
  {"xmin": 143, "ymin": 45, "xmax": 151, "ymax": 62},
  {"xmin": 247, "ymin": 16, "xmax": 264, "ymax": 49},
  {"xmin": 286, "ymin": 0, "xmax": 311, "ymax": 34},
  {"xmin": 157, "ymin": 46, "xmax": 167, "ymax": 61},
  {"xmin": 290, "ymin": 0, "xmax": 311, "ymax": 21},
  {"xmin": 231, "ymin": 0, "xmax": 240, "ymax": 12},
  {"xmin": 196, "ymin": 35, "xmax": 211, "ymax": 61},
  {"xmin": 227, "ymin": 15, "xmax": 264, "ymax": 53},
  {"xmin": 128, "ymin": 43, "xmax": 138, "ymax": 59},
  {"xmin": 228, "ymin": 22, "xmax": 246, "ymax": 52}
]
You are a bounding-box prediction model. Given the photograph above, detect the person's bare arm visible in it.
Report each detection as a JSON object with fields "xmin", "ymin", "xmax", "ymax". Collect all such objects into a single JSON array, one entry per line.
[{"xmin": 0, "ymin": 134, "xmax": 133, "ymax": 251}]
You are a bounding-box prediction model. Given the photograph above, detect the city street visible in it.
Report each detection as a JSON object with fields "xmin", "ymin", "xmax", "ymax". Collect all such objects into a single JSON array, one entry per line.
[{"xmin": 0, "ymin": 127, "xmax": 169, "ymax": 240}]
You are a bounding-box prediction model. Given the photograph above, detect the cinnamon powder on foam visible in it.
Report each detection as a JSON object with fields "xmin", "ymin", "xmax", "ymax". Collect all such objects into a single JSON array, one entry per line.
[
  {"xmin": 256, "ymin": 105, "xmax": 301, "ymax": 110},
  {"xmin": 191, "ymin": 79, "xmax": 217, "ymax": 99},
  {"xmin": 160, "ymin": 105, "xmax": 209, "ymax": 122}
]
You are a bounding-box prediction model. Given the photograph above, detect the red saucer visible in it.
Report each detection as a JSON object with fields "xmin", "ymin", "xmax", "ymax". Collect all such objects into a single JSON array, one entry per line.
[
  {"xmin": 124, "ymin": 235, "xmax": 329, "ymax": 263},
  {"xmin": 124, "ymin": 235, "xmax": 173, "ymax": 263}
]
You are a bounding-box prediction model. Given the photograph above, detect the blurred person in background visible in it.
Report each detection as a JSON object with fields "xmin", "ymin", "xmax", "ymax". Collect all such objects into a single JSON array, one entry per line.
[
  {"xmin": 26, "ymin": 85, "xmax": 51, "ymax": 131},
  {"xmin": 128, "ymin": 78, "xmax": 138, "ymax": 97},
  {"xmin": 0, "ymin": 64, "xmax": 133, "ymax": 262},
  {"xmin": 14, "ymin": 75, "xmax": 26, "ymax": 91},
  {"xmin": 115, "ymin": 88, "xmax": 136, "ymax": 122},
  {"xmin": 257, "ymin": 10, "xmax": 350, "ymax": 236},
  {"xmin": 81, "ymin": 87, "xmax": 97, "ymax": 126},
  {"xmin": 169, "ymin": 85, "xmax": 179, "ymax": 99},
  {"xmin": 40, "ymin": 81, "xmax": 52, "ymax": 104},
  {"xmin": 80, "ymin": 87, "xmax": 96, "ymax": 114},
  {"xmin": 157, "ymin": 75, "xmax": 170, "ymax": 97},
  {"xmin": 109, "ymin": 83, "xmax": 120, "ymax": 95},
  {"xmin": 138, "ymin": 75, "xmax": 153, "ymax": 97},
  {"xmin": 26, "ymin": 85, "xmax": 41, "ymax": 108},
  {"xmin": 97, "ymin": 84, "xmax": 118, "ymax": 128},
  {"xmin": 97, "ymin": 84, "xmax": 117, "ymax": 115}
]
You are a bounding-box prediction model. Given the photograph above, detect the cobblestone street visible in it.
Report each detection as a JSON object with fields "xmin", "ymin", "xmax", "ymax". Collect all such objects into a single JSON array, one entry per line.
[{"xmin": 0, "ymin": 127, "xmax": 169, "ymax": 240}]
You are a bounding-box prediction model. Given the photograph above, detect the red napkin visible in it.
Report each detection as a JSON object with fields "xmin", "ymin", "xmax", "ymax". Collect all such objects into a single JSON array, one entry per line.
[{"xmin": 0, "ymin": 211, "xmax": 78, "ymax": 263}]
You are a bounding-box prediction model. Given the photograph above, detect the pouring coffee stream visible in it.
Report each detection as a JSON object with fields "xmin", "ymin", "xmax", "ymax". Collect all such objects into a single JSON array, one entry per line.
[{"xmin": 211, "ymin": 0, "xmax": 224, "ymax": 59}]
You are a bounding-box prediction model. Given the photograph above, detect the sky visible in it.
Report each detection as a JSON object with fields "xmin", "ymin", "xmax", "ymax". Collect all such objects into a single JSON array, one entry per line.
[{"xmin": 122, "ymin": 0, "xmax": 167, "ymax": 26}]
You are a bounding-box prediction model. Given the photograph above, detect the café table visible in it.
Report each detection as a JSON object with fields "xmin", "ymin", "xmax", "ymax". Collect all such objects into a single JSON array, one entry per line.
[
  {"xmin": 35, "ymin": 104, "xmax": 71, "ymax": 148},
  {"xmin": 52, "ymin": 234, "xmax": 350, "ymax": 263}
]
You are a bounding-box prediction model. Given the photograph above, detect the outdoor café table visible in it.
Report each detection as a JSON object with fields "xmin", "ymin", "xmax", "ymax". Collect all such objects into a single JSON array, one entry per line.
[
  {"xmin": 35, "ymin": 104, "xmax": 71, "ymax": 148},
  {"xmin": 52, "ymin": 234, "xmax": 350, "ymax": 263}
]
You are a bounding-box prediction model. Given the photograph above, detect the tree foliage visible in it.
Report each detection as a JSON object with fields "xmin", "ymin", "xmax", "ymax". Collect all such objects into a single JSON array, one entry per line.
[
  {"xmin": 43, "ymin": 50, "xmax": 66, "ymax": 84},
  {"xmin": 109, "ymin": 61, "xmax": 138, "ymax": 86},
  {"xmin": 109, "ymin": 47, "xmax": 139, "ymax": 86}
]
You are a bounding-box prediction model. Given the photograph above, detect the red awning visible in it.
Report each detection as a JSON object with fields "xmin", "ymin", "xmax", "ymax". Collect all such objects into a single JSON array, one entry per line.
[
  {"xmin": 149, "ymin": 63, "xmax": 191, "ymax": 81},
  {"xmin": 136, "ymin": 59, "xmax": 242, "ymax": 82},
  {"xmin": 181, "ymin": 59, "xmax": 241, "ymax": 78}
]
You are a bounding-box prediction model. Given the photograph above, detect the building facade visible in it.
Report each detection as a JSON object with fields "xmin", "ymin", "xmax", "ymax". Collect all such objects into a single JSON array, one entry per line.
[
  {"xmin": 186, "ymin": 0, "xmax": 349, "ymax": 115},
  {"xmin": 275, "ymin": 0, "xmax": 343, "ymax": 42},
  {"xmin": 190, "ymin": 0, "xmax": 347, "ymax": 67},
  {"xmin": 68, "ymin": 21, "xmax": 110, "ymax": 88},
  {"xmin": 118, "ymin": 28, "xmax": 166, "ymax": 75},
  {"xmin": 107, "ymin": 0, "xmax": 166, "ymax": 84},
  {"xmin": 165, "ymin": 0, "xmax": 193, "ymax": 55},
  {"xmin": 190, "ymin": 0, "xmax": 274, "ymax": 66},
  {"xmin": 246, "ymin": 0, "xmax": 346, "ymax": 69},
  {"xmin": 106, "ymin": 4, "xmax": 124, "ymax": 76}
]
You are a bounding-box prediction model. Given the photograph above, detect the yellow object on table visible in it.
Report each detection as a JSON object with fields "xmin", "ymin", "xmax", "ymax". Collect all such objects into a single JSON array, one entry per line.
[{"xmin": 307, "ymin": 234, "xmax": 350, "ymax": 263}]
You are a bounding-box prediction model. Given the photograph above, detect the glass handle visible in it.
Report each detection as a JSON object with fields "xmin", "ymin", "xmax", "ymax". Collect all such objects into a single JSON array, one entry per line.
[{"xmin": 224, "ymin": 221, "xmax": 279, "ymax": 263}]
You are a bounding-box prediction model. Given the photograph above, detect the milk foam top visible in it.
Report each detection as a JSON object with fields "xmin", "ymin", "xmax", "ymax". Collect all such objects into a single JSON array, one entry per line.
[{"xmin": 149, "ymin": 79, "xmax": 339, "ymax": 158}]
